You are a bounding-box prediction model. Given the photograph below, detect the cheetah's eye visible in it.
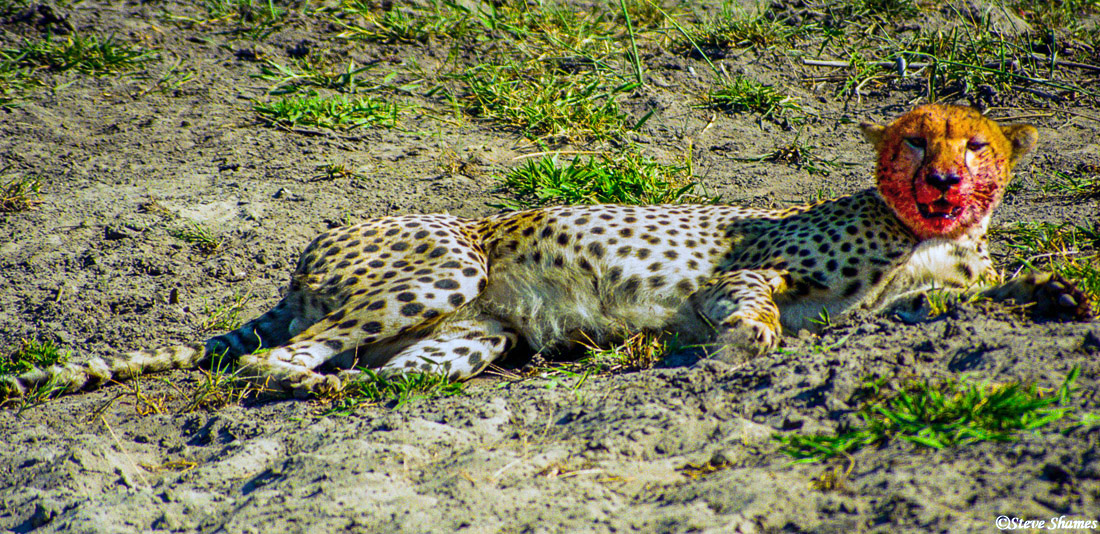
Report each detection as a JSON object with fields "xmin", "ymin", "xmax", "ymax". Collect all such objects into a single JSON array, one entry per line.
[
  {"xmin": 967, "ymin": 140, "xmax": 988, "ymax": 151},
  {"xmin": 904, "ymin": 137, "xmax": 926, "ymax": 149}
]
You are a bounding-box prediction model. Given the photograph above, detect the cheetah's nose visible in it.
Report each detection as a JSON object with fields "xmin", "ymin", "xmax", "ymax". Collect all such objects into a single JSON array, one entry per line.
[{"xmin": 925, "ymin": 171, "xmax": 961, "ymax": 193}]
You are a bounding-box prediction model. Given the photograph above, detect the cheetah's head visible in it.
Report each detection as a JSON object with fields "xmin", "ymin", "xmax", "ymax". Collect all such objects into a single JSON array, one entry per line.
[{"xmin": 860, "ymin": 105, "xmax": 1037, "ymax": 240}]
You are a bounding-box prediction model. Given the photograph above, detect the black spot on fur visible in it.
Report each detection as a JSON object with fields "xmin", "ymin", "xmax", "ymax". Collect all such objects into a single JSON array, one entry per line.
[
  {"xmin": 435, "ymin": 279, "xmax": 459, "ymax": 290},
  {"xmin": 400, "ymin": 303, "xmax": 425, "ymax": 317}
]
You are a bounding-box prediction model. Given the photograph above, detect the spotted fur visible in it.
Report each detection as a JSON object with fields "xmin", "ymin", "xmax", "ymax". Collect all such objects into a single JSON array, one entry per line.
[{"xmin": 1, "ymin": 105, "xmax": 1090, "ymax": 399}]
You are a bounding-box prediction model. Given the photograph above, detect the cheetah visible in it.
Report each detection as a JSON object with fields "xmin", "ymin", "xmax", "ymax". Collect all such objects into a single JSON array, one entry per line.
[{"xmin": 1, "ymin": 105, "xmax": 1091, "ymax": 400}]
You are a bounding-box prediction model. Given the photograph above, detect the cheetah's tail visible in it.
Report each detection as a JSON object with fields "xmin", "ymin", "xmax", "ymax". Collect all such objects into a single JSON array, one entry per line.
[
  {"xmin": 0, "ymin": 301, "xmax": 295, "ymax": 401},
  {"xmin": 0, "ymin": 343, "xmax": 209, "ymax": 401}
]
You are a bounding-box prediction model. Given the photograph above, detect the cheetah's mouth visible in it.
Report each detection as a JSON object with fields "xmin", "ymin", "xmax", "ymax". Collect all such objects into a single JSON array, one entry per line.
[{"xmin": 917, "ymin": 199, "xmax": 962, "ymax": 220}]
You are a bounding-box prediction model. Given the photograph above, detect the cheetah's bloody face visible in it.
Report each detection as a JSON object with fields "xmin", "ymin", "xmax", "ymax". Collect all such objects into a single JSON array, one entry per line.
[{"xmin": 860, "ymin": 105, "xmax": 1038, "ymax": 240}]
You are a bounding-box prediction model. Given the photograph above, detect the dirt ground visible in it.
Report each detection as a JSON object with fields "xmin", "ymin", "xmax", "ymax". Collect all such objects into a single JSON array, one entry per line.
[{"xmin": 1, "ymin": 0, "xmax": 1098, "ymax": 532}]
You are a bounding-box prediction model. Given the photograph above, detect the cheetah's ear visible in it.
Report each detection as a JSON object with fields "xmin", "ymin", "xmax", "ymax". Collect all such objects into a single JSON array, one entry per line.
[
  {"xmin": 1002, "ymin": 124, "xmax": 1038, "ymax": 163},
  {"xmin": 859, "ymin": 122, "xmax": 886, "ymax": 148}
]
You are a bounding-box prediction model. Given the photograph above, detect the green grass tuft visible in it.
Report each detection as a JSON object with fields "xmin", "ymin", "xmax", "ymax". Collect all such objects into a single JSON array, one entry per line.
[
  {"xmin": 992, "ymin": 221, "xmax": 1099, "ymax": 258},
  {"xmin": 682, "ymin": 6, "xmax": 800, "ymax": 51},
  {"xmin": 171, "ymin": 221, "xmax": 224, "ymax": 254},
  {"xmin": 3, "ymin": 33, "xmax": 156, "ymax": 76},
  {"xmin": 1, "ymin": 339, "xmax": 71, "ymax": 376},
  {"xmin": 199, "ymin": 292, "xmax": 252, "ymax": 332},
  {"xmin": 706, "ymin": 76, "xmax": 801, "ymax": 121},
  {"xmin": 778, "ymin": 368, "xmax": 1081, "ymax": 462},
  {"xmin": 1042, "ymin": 168, "xmax": 1100, "ymax": 200},
  {"xmin": 456, "ymin": 64, "xmax": 638, "ymax": 142},
  {"xmin": 255, "ymin": 57, "xmax": 378, "ymax": 95},
  {"xmin": 166, "ymin": 0, "xmax": 288, "ymax": 39},
  {"xmin": 498, "ymin": 153, "xmax": 715, "ymax": 208},
  {"xmin": 0, "ymin": 61, "xmax": 37, "ymax": 108},
  {"xmin": 337, "ymin": 1, "xmax": 472, "ymax": 43},
  {"xmin": 0, "ymin": 174, "xmax": 43, "ymax": 212},
  {"xmin": 323, "ymin": 370, "xmax": 464, "ymax": 414},
  {"xmin": 254, "ymin": 92, "xmax": 403, "ymax": 130},
  {"xmin": 578, "ymin": 330, "xmax": 675, "ymax": 374}
]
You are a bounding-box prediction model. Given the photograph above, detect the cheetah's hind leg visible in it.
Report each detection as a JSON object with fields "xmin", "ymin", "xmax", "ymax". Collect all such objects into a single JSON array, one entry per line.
[
  {"xmin": 377, "ymin": 317, "xmax": 518, "ymax": 381},
  {"xmin": 239, "ymin": 258, "xmax": 490, "ymax": 397},
  {"xmin": 691, "ymin": 269, "xmax": 788, "ymax": 366}
]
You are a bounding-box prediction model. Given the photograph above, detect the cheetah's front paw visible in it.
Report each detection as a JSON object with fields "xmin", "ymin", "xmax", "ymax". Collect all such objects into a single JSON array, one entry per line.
[
  {"xmin": 983, "ymin": 272, "xmax": 1092, "ymax": 321},
  {"xmin": 704, "ymin": 316, "xmax": 781, "ymax": 366}
]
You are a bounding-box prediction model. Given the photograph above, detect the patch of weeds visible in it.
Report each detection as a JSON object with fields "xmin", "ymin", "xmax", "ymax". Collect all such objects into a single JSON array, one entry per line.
[
  {"xmin": 833, "ymin": 51, "xmax": 882, "ymax": 101},
  {"xmin": 923, "ymin": 287, "xmax": 986, "ymax": 318},
  {"xmin": 808, "ymin": 306, "xmax": 833, "ymax": 328},
  {"xmin": 810, "ymin": 457, "xmax": 855, "ymax": 491},
  {"xmin": 680, "ymin": 5, "xmax": 800, "ymax": 52},
  {"xmin": 199, "ymin": 291, "xmax": 251, "ymax": 332},
  {"xmin": 992, "ymin": 221, "xmax": 1099, "ymax": 258},
  {"xmin": 733, "ymin": 137, "xmax": 841, "ymax": 177},
  {"xmin": 817, "ymin": 7, "xmax": 1097, "ymax": 101},
  {"xmin": 256, "ymin": 56, "xmax": 380, "ymax": 95},
  {"xmin": 183, "ymin": 351, "xmax": 260, "ymax": 412},
  {"xmin": 456, "ymin": 64, "xmax": 639, "ymax": 142},
  {"xmin": 168, "ymin": 0, "xmax": 288, "ymax": 39},
  {"xmin": 254, "ymin": 91, "xmax": 403, "ymax": 130},
  {"xmin": 680, "ymin": 455, "xmax": 733, "ymax": 479},
  {"xmin": 579, "ymin": 331, "xmax": 674, "ymax": 374},
  {"xmin": 108, "ymin": 378, "xmax": 174, "ymax": 416},
  {"xmin": 1041, "ymin": 167, "xmax": 1100, "ymax": 200},
  {"xmin": 0, "ymin": 339, "xmax": 72, "ymax": 411},
  {"xmin": 848, "ymin": 0, "xmax": 919, "ymax": 18},
  {"xmin": 136, "ymin": 57, "xmax": 196, "ymax": 97},
  {"xmin": 777, "ymin": 368, "xmax": 1080, "ymax": 462},
  {"xmin": 609, "ymin": 0, "xmax": 678, "ymax": 29},
  {"xmin": 323, "ymin": 369, "xmax": 464, "ymax": 414},
  {"xmin": 0, "ymin": 174, "xmax": 43, "ymax": 212},
  {"xmin": 884, "ymin": 22, "xmax": 1090, "ymax": 100},
  {"xmin": 314, "ymin": 162, "xmax": 368, "ymax": 182},
  {"xmin": 900, "ymin": 28, "xmax": 1038, "ymax": 98},
  {"xmin": 1009, "ymin": 0, "xmax": 1100, "ymax": 32},
  {"xmin": 706, "ymin": 76, "xmax": 801, "ymax": 123},
  {"xmin": 171, "ymin": 221, "xmax": 224, "ymax": 254},
  {"xmin": 3, "ymin": 33, "xmax": 156, "ymax": 76},
  {"xmin": 1003, "ymin": 175, "xmax": 1030, "ymax": 197},
  {"xmin": 0, "ymin": 0, "xmax": 30, "ymax": 17},
  {"xmin": 0, "ymin": 60, "xmax": 37, "ymax": 108},
  {"xmin": 1, "ymin": 339, "xmax": 71, "ymax": 376},
  {"xmin": 337, "ymin": 1, "xmax": 472, "ymax": 43},
  {"xmin": 498, "ymin": 152, "xmax": 715, "ymax": 208}
]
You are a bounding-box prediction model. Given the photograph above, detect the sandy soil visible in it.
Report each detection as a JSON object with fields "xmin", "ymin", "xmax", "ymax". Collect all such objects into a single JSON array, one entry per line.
[{"xmin": 1, "ymin": 0, "xmax": 1098, "ymax": 532}]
